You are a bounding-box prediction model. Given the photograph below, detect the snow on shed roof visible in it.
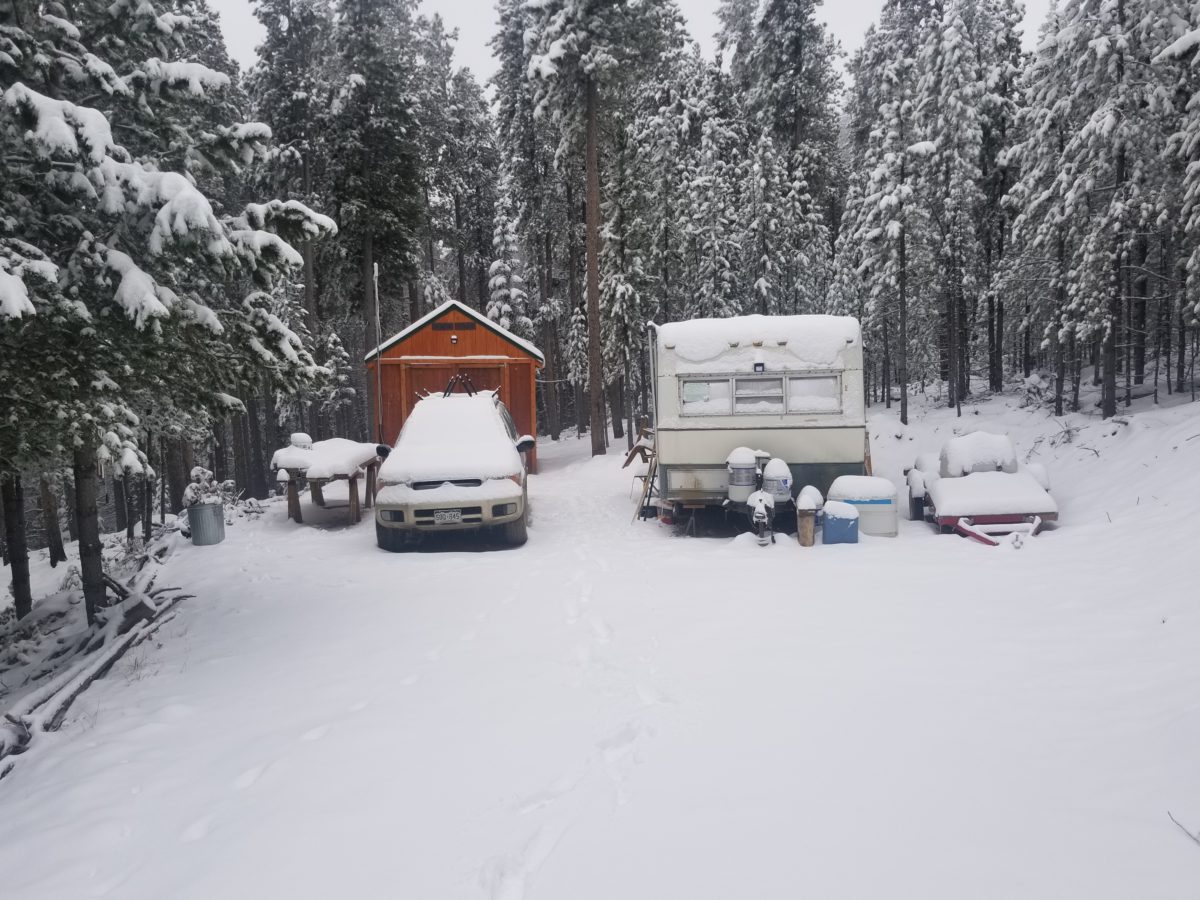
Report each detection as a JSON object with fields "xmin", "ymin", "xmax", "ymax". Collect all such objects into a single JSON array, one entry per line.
[
  {"xmin": 365, "ymin": 299, "xmax": 544, "ymax": 364},
  {"xmin": 657, "ymin": 314, "xmax": 861, "ymax": 368}
]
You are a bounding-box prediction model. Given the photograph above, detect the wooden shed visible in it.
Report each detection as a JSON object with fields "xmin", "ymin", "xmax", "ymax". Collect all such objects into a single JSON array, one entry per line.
[{"xmin": 365, "ymin": 300, "xmax": 545, "ymax": 472}]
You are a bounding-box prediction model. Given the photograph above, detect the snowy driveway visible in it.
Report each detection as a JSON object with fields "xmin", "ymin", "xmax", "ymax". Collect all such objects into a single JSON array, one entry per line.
[{"xmin": 2, "ymin": 407, "xmax": 1199, "ymax": 899}]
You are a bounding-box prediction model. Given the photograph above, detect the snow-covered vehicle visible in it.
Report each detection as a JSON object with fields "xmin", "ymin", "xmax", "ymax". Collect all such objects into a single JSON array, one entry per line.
[
  {"xmin": 913, "ymin": 432, "xmax": 1057, "ymax": 545},
  {"xmin": 374, "ymin": 391, "xmax": 535, "ymax": 550},
  {"xmin": 652, "ymin": 314, "xmax": 867, "ymax": 514}
]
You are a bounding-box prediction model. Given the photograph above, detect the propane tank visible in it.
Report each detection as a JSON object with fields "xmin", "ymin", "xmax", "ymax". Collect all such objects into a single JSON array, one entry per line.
[
  {"xmin": 762, "ymin": 458, "xmax": 792, "ymax": 506},
  {"xmin": 726, "ymin": 446, "xmax": 758, "ymax": 504}
]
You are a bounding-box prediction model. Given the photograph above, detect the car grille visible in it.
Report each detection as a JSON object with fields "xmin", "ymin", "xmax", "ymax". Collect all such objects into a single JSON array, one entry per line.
[
  {"xmin": 414, "ymin": 506, "xmax": 484, "ymax": 526},
  {"xmin": 411, "ymin": 479, "xmax": 483, "ymax": 490}
]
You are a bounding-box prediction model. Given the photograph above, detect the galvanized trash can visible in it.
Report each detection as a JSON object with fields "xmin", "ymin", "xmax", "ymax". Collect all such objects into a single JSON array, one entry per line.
[{"xmin": 187, "ymin": 502, "xmax": 226, "ymax": 546}]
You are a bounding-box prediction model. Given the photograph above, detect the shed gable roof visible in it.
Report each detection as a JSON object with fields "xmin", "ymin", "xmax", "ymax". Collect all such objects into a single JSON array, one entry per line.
[{"xmin": 365, "ymin": 299, "xmax": 545, "ymax": 364}]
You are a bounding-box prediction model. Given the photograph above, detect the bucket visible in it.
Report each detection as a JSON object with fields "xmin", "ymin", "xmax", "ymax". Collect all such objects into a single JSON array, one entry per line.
[
  {"xmin": 762, "ymin": 458, "xmax": 792, "ymax": 505},
  {"xmin": 726, "ymin": 446, "xmax": 758, "ymax": 504},
  {"xmin": 187, "ymin": 502, "xmax": 226, "ymax": 546},
  {"xmin": 822, "ymin": 500, "xmax": 859, "ymax": 545}
]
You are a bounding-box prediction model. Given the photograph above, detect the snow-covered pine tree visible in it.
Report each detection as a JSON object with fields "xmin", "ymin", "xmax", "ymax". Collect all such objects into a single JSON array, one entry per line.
[
  {"xmin": 914, "ymin": 0, "xmax": 988, "ymax": 410},
  {"xmin": 687, "ymin": 60, "xmax": 747, "ymax": 320},
  {"xmin": 488, "ymin": 182, "xmax": 533, "ymax": 338},
  {"xmin": 327, "ymin": 0, "xmax": 422, "ymax": 437},
  {"xmin": 525, "ymin": 0, "xmax": 687, "ymax": 455},
  {"xmin": 1, "ymin": 0, "xmax": 334, "ymax": 619}
]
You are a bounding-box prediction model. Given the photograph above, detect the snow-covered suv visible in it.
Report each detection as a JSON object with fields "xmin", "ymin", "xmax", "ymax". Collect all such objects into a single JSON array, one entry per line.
[{"xmin": 374, "ymin": 391, "xmax": 535, "ymax": 550}]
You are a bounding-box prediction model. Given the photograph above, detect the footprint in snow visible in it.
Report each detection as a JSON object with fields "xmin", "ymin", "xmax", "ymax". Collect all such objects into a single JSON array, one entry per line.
[
  {"xmin": 180, "ymin": 815, "xmax": 214, "ymax": 842},
  {"xmin": 301, "ymin": 724, "xmax": 329, "ymax": 742},
  {"xmin": 484, "ymin": 823, "xmax": 569, "ymax": 900},
  {"xmin": 587, "ymin": 616, "xmax": 613, "ymax": 644},
  {"xmin": 233, "ymin": 764, "xmax": 266, "ymax": 790}
]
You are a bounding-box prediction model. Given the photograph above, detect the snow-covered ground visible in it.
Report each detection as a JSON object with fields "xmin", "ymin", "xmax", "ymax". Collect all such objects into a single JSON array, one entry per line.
[{"xmin": 2, "ymin": 392, "xmax": 1199, "ymax": 899}]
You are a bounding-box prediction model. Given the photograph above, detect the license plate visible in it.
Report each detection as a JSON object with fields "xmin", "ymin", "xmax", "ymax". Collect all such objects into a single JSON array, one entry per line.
[{"xmin": 433, "ymin": 508, "xmax": 463, "ymax": 525}]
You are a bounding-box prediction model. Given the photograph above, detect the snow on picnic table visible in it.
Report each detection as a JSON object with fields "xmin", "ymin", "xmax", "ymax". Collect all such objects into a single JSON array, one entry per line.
[
  {"xmin": 2, "ymin": 398, "xmax": 1200, "ymax": 899},
  {"xmin": 269, "ymin": 436, "xmax": 378, "ymax": 479}
]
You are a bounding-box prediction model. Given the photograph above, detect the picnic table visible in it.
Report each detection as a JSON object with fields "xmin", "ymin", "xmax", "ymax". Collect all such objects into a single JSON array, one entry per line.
[{"xmin": 270, "ymin": 435, "xmax": 383, "ymax": 525}]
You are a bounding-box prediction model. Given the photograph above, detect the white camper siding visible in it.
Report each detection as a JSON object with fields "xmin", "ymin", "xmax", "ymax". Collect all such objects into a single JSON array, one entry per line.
[
  {"xmin": 653, "ymin": 314, "xmax": 867, "ymax": 503},
  {"xmin": 656, "ymin": 427, "xmax": 865, "ymax": 466}
]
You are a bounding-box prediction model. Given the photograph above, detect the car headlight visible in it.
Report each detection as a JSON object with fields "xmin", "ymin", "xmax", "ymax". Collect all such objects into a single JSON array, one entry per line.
[
  {"xmin": 379, "ymin": 509, "xmax": 404, "ymax": 522},
  {"xmin": 492, "ymin": 503, "xmax": 517, "ymax": 517}
]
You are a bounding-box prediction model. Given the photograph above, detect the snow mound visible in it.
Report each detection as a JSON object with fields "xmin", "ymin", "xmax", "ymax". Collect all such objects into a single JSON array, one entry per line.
[
  {"xmin": 827, "ymin": 474, "xmax": 897, "ymax": 501},
  {"xmin": 270, "ymin": 438, "xmax": 378, "ymax": 479},
  {"xmin": 927, "ymin": 471, "xmax": 1057, "ymax": 518},
  {"xmin": 823, "ymin": 499, "xmax": 859, "ymax": 520},
  {"xmin": 938, "ymin": 431, "xmax": 1018, "ymax": 478},
  {"xmin": 658, "ymin": 314, "xmax": 860, "ymax": 368}
]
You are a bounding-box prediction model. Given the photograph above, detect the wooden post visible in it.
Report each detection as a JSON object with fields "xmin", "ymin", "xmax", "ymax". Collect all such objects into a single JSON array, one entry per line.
[
  {"xmin": 365, "ymin": 463, "xmax": 376, "ymax": 508},
  {"xmin": 349, "ymin": 475, "xmax": 361, "ymax": 524},
  {"xmin": 287, "ymin": 475, "xmax": 303, "ymax": 524},
  {"xmin": 797, "ymin": 510, "xmax": 816, "ymax": 548},
  {"xmin": 311, "ymin": 480, "xmax": 325, "ymax": 507}
]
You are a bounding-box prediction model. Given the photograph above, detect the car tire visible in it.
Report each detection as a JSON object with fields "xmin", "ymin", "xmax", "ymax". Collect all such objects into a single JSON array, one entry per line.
[
  {"xmin": 501, "ymin": 511, "xmax": 528, "ymax": 547},
  {"xmin": 376, "ymin": 521, "xmax": 406, "ymax": 552}
]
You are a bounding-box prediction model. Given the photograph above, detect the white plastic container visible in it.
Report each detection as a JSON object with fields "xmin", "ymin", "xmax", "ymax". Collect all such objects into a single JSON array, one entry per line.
[
  {"xmin": 828, "ymin": 474, "xmax": 898, "ymax": 537},
  {"xmin": 762, "ymin": 458, "xmax": 793, "ymax": 505},
  {"xmin": 726, "ymin": 446, "xmax": 758, "ymax": 504}
]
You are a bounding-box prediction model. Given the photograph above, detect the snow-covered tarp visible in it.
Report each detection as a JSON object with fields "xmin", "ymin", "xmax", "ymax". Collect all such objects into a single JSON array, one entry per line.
[
  {"xmin": 270, "ymin": 438, "xmax": 379, "ymax": 479},
  {"xmin": 657, "ymin": 314, "xmax": 860, "ymax": 373},
  {"xmin": 938, "ymin": 431, "xmax": 1018, "ymax": 478},
  {"xmin": 927, "ymin": 471, "xmax": 1057, "ymax": 518},
  {"xmin": 378, "ymin": 392, "xmax": 523, "ymax": 485}
]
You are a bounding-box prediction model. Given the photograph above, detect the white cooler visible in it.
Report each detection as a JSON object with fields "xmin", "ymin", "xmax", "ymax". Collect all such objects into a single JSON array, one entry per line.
[{"xmin": 827, "ymin": 475, "xmax": 898, "ymax": 537}]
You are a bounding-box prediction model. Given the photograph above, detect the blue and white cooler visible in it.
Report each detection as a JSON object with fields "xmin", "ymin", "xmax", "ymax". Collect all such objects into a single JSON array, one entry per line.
[{"xmin": 827, "ymin": 475, "xmax": 899, "ymax": 537}]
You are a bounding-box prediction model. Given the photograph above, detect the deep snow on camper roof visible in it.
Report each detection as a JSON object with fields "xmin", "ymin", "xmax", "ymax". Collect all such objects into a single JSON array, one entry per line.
[{"xmin": 657, "ymin": 314, "xmax": 861, "ymax": 369}]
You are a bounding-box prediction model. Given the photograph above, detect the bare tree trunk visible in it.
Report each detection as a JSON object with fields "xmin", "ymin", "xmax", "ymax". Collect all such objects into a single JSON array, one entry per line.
[
  {"xmin": 898, "ymin": 224, "xmax": 909, "ymax": 424},
  {"xmin": 142, "ymin": 430, "xmax": 154, "ymax": 543},
  {"xmin": 40, "ymin": 477, "xmax": 67, "ymax": 567},
  {"xmin": 584, "ymin": 77, "xmax": 606, "ymax": 457},
  {"xmin": 231, "ymin": 416, "xmax": 249, "ymax": 499},
  {"xmin": 362, "ymin": 231, "xmax": 380, "ymax": 442},
  {"xmin": 624, "ymin": 354, "xmax": 635, "ymax": 452},
  {"xmin": 1132, "ymin": 235, "xmax": 1148, "ymax": 385},
  {"xmin": 454, "ymin": 192, "xmax": 467, "ymax": 302},
  {"xmin": 247, "ymin": 395, "xmax": 268, "ymax": 500},
  {"xmin": 882, "ymin": 315, "xmax": 891, "ymax": 409},
  {"xmin": 1, "ymin": 474, "xmax": 33, "ymax": 620},
  {"xmin": 1102, "ymin": 244, "xmax": 1122, "ymax": 418},
  {"xmin": 166, "ymin": 438, "xmax": 187, "ymax": 514},
  {"xmin": 609, "ymin": 377, "xmax": 625, "ymax": 440},
  {"xmin": 113, "ymin": 475, "xmax": 128, "ymax": 533},
  {"xmin": 212, "ymin": 419, "xmax": 228, "ymax": 483},
  {"xmin": 73, "ymin": 446, "xmax": 105, "ymax": 626},
  {"xmin": 62, "ymin": 472, "xmax": 78, "ymax": 541}
]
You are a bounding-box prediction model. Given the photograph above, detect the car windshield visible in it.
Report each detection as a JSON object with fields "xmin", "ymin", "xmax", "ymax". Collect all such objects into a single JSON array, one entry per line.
[{"xmin": 379, "ymin": 393, "xmax": 522, "ymax": 484}]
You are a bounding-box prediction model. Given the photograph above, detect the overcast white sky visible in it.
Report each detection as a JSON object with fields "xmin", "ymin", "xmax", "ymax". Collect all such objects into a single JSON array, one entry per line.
[{"xmin": 211, "ymin": 0, "xmax": 1053, "ymax": 82}]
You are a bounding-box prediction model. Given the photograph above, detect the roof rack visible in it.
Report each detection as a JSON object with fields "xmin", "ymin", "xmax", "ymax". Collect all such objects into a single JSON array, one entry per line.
[{"xmin": 443, "ymin": 373, "xmax": 479, "ymax": 397}]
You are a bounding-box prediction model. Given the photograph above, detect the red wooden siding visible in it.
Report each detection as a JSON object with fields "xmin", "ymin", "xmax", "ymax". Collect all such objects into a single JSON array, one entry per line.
[{"xmin": 365, "ymin": 305, "xmax": 543, "ymax": 472}]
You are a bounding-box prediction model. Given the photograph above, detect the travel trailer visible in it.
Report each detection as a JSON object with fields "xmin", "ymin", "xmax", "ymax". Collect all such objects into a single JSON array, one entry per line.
[{"xmin": 652, "ymin": 314, "xmax": 868, "ymax": 511}]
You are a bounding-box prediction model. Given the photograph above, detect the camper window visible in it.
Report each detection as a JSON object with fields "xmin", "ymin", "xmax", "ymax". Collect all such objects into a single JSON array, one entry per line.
[
  {"xmin": 733, "ymin": 377, "xmax": 785, "ymax": 414},
  {"xmin": 787, "ymin": 376, "xmax": 841, "ymax": 413},
  {"xmin": 681, "ymin": 379, "xmax": 732, "ymax": 415}
]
